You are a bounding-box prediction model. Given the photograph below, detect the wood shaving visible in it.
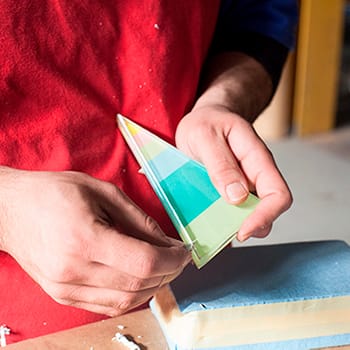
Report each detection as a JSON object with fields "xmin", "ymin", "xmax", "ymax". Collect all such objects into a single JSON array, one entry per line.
[
  {"xmin": 112, "ymin": 332, "xmax": 141, "ymax": 350},
  {"xmin": 0, "ymin": 325, "xmax": 10, "ymax": 347}
]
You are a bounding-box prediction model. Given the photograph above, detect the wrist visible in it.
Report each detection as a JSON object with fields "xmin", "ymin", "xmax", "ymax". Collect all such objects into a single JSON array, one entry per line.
[{"xmin": 194, "ymin": 52, "xmax": 273, "ymax": 123}]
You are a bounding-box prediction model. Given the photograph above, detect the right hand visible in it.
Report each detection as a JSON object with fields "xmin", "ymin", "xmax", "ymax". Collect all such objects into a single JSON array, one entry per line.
[{"xmin": 0, "ymin": 167, "xmax": 191, "ymax": 316}]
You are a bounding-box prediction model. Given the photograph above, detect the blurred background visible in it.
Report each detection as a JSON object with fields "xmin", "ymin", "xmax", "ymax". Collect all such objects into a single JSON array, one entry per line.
[{"xmin": 246, "ymin": 0, "xmax": 350, "ymax": 247}]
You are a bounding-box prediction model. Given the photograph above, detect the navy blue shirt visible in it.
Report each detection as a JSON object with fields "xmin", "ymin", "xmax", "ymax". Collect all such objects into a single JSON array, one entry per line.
[{"xmin": 214, "ymin": 0, "xmax": 299, "ymax": 89}]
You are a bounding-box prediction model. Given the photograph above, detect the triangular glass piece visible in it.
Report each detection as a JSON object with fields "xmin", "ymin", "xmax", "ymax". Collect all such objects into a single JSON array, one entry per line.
[{"xmin": 117, "ymin": 114, "xmax": 259, "ymax": 268}]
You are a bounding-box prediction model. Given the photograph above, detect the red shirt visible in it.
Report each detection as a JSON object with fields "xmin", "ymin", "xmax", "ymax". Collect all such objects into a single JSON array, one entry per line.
[{"xmin": 0, "ymin": 0, "xmax": 219, "ymax": 343}]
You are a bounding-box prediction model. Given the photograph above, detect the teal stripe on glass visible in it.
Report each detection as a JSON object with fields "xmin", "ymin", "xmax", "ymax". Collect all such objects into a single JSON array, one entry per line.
[
  {"xmin": 159, "ymin": 160, "xmax": 220, "ymax": 226},
  {"xmin": 148, "ymin": 147, "xmax": 188, "ymax": 181}
]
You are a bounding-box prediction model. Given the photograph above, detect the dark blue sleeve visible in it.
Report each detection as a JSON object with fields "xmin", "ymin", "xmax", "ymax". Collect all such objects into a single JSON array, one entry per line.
[
  {"xmin": 218, "ymin": 0, "xmax": 298, "ymax": 49},
  {"xmin": 211, "ymin": 0, "xmax": 299, "ymax": 90}
]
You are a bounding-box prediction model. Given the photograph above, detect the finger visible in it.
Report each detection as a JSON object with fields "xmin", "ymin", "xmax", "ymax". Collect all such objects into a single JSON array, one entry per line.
[
  {"xmin": 228, "ymin": 123, "xmax": 292, "ymax": 205},
  {"xmin": 51, "ymin": 261, "xmax": 177, "ymax": 292},
  {"xmin": 91, "ymin": 223, "xmax": 191, "ymax": 279},
  {"xmin": 185, "ymin": 126, "xmax": 249, "ymax": 205},
  {"xmin": 55, "ymin": 300, "xmax": 118, "ymax": 317},
  {"xmin": 47, "ymin": 260, "xmax": 186, "ymax": 292},
  {"xmin": 96, "ymin": 181, "xmax": 179, "ymax": 247},
  {"xmin": 223, "ymin": 125, "xmax": 292, "ymax": 241},
  {"xmin": 236, "ymin": 160, "xmax": 291, "ymax": 241},
  {"xmin": 51, "ymin": 284, "xmax": 158, "ymax": 317},
  {"xmin": 97, "ymin": 261, "xmax": 184, "ymax": 291},
  {"xmin": 237, "ymin": 138, "xmax": 290, "ymax": 235},
  {"xmin": 251, "ymin": 223, "xmax": 272, "ymax": 239},
  {"xmin": 203, "ymin": 136, "xmax": 249, "ymax": 204},
  {"xmin": 237, "ymin": 189, "xmax": 291, "ymax": 241},
  {"xmin": 233, "ymin": 224, "xmax": 272, "ymax": 243}
]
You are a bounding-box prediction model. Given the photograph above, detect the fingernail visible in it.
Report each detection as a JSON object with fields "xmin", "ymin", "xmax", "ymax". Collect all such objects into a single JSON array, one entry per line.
[{"xmin": 226, "ymin": 182, "xmax": 248, "ymax": 203}]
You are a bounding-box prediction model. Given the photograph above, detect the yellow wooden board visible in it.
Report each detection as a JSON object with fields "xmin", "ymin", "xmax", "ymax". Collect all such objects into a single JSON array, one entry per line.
[{"xmin": 293, "ymin": 0, "xmax": 346, "ymax": 135}]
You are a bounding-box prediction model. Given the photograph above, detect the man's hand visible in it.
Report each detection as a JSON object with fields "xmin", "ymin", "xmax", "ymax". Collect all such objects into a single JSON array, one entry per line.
[
  {"xmin": 175, "ymin": 52, "xmax": 292, "ymax": 242},
  {"xmin": 0, "ymin": 167, "xmax": 190, "ymax": 316},
  {"xmin": 175, "ymin": 105, "xmax": 292, "ymax": 242}
]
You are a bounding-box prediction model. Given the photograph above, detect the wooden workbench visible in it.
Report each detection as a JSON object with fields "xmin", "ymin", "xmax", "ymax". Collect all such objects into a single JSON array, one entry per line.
[
  {"xmin": 6, "ymin": 307, "xmax": 350, "ymax": 350},
  {"xmin": 6, "ymin": 308, "xmax": 166, "ymax": 350}
]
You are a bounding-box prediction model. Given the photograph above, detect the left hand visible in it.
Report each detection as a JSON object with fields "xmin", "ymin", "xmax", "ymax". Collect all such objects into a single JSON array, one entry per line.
[{"xmin": 175, "ymin": 104, "xmax": 292, "ymax": 242}]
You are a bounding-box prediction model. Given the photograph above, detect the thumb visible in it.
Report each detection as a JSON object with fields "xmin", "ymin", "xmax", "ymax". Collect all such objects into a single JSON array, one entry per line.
[{"xmin": 194, "ymin": 136, "xmax": 249, "ymax": 205}]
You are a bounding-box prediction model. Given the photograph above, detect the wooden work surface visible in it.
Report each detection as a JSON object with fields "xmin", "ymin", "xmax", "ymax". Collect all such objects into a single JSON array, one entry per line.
[
  {"xmin": 6, "ymin": 307, "xmax": 350, "ymax": 350},
  {"xmin": 6, "ymin": 308, "xmax": 167, "ymax": 350}
]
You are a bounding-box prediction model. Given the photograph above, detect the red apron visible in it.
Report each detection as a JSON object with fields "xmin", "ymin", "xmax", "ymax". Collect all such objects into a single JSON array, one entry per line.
[{"xmin": 0, "ymin": 0, "xmax": 220, "ymax": 344}]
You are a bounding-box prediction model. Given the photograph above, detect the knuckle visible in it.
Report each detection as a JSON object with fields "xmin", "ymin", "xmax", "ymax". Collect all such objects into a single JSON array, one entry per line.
[
  {"xmin": 182, "ymin": 121, "xmax": 214, "ymax": 146},
  {"xmin": 44, "ymin": 257, "xmax": 81, "ymax": 283},
  {"xmin": 45, "ymin": 259, "xmax": 79, "ymax": 283},
  {"xmin": 192, "ymin": 123, "xmax": 217, "ymax": 142},
  {"xmin": 107, "ymin": 308, "xmax": 122, "ymax": 317},
  {"xmin": 280, "ymin": 189, "xmax": 293, "ymax": 211},
  {"xmin": 127, "ymin": 277, "xmax": 146, "ymax": 292},
  {"xmin": 134, "ymin": 250, "xmax": 157, "ymax": 278},
  {"xmin": 115, "ymin": 294, "xmax": 134, "ymax": 311},
  {"xmin": 104, "ymin": 182, "xmax": 124, "ymax": 203},
  {"xmin": 105, "ymin": 182, "xmax": 119, "ymax": 196},
  {"xmin": 44, "ymin": 283, "xmax": 72, "ymax": 303},
  {"xmin": 143, "ymin": 215, "xmax": 160, "ymax": 235},
  {"xmin": 209, "ymin": 161, "xmax": 238, "ymax": 183},
  {"xmin": 53, "ymin": 297, "xmax": 74, "ymax": 307}
]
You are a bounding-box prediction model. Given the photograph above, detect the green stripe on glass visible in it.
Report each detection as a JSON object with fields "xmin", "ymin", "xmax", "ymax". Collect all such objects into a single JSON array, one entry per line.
[{"xmin": 159, "ymin": 160, "xmax": 220, "ymax": 226}]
